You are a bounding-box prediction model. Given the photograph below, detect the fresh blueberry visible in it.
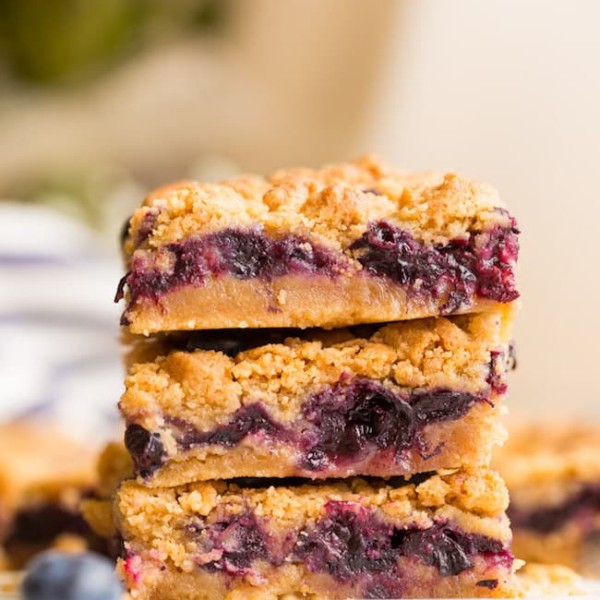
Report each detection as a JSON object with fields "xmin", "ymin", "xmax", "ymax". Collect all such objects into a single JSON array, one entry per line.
[
  {"xmin": 124, "ymin": 424, "xmax": 165, "ymax": 478},
  {"xmin": 22, "ymin": 551, "xmax": 123, "ymax": 600}
]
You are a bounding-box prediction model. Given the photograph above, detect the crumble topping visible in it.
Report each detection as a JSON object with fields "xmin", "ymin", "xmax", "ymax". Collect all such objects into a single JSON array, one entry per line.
[
  {"xmin": 121, "ymin": 310, "xmax": 512, "ymax": 430},
  {"xmin": 124, "ymin": 155, "xmax": 510, "ymax": 258}
]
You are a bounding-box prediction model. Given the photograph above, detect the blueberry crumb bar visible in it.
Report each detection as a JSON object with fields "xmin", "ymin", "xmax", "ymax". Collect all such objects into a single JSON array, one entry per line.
[
  {"xmin": 495, "ymin": 421, "xmax": 600, "ymax": 576},
  {"xmin": 115, "ymin": 468, "xmax": 515, "ymax": 599},
  {"xmin": 0, "ymin": 423, "xmax": 102, "ymax": 568},
  {"xmin": 116, "ymin": 156, "xmax": 519, "ymax": 334},
  {"xmin": 121, "ymin": 309, "xmax": 514, "ymax": 486}
]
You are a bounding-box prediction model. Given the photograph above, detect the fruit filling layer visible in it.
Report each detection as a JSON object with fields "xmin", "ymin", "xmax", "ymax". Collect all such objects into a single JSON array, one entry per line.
[
  {"xmin": 350, "ymin": 220, "xmax": 519, "ymax": 310},
  {"xmin": 116, "ymin": 227, "xmax": 345, "ymax": 308},
  {"xmin": 116, "ymin": 220, "xmax": 519, "ymax": 322},
  {"xmin": 3, "ymin": 501, "xmax": 109, "ymax": 567},
  {"xmin": 294, "ymin": 502, "xmax": 511, "ymax": 589},
  {"xmin": 124, "ymin": 378, "xmax": 487, "ymax": 479},
  {"xmin": 509, "ymin": 484, "xmax": 600, "ymax": 533}
]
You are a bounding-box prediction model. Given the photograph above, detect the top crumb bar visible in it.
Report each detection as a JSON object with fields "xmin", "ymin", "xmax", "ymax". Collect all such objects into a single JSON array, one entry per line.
[{"xmin": 116, "ymin": 156, "xmax": 519, "ymax": 334}]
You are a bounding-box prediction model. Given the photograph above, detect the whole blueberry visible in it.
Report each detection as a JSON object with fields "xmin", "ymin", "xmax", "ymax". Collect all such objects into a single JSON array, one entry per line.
[{"xmin": 22, "ymin": 551, "xmax": 123, "ymax": 600}]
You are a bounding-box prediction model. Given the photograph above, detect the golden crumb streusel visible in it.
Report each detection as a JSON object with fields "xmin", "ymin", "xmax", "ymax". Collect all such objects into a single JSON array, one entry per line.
[
  {"xmin": 121, "ymin": 309, "xmax": 512, "ymax": 431},
  {"xmin": 124, "ymin": 156, "xmax": 509, "ymax": 257},
  {"xmin": 496, "ymin": 421, "xmax": 600, "ymax": 490}
]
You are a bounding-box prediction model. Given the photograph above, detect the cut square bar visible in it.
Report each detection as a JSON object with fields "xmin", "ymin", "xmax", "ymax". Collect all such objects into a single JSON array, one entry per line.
[
  {"xmin": 116, "ymin": 156, "xmax": 519, "ymax": 334},
  {"xmin": 495, "ymin": 422, "xmax": 600, "ymax": 576},
  {"xmin": 115, "ymin": 469, "xmax": 515, "ymax": 599},
  {"xmin": 0, "ymin": 423, "xmax": 102, "ymax": 569},
  {"xmin": 121, "ymin": 309, "xmax": 513, "ymax": 486}
]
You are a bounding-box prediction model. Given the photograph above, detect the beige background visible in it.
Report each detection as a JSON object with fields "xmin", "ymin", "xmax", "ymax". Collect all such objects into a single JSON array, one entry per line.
[{"xmin": 1, "ymin": 0, "xmax": 598, "ymax": 419}]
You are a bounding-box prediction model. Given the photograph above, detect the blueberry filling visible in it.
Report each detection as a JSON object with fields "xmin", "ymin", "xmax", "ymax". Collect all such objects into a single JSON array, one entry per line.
[
  {"xmin": 187, "ymin": 512, "xmax": 270, "ymax": 575},
  {"xmin": 175, "ymin": 502, "xmax": 511, "ymax": 590},
  {"xmin": 116, "ymin": 220, "xmax": 519, "ymax": 321},
  {"xmin": 125, "ymin": 378, "xmax": 487, "ymax": 478},
  {"xmin": 509, "ymin": 484, "xmax": 600, "ymax": 533},
  {"xmin": 169, "ymin": 404, "xmax": 288, "ymax": 450},
  {"xmin": 115, "ymin": 227, "xmax": 344, "ymax": 310},
  {"xmin": 124, "ymin": 406, "xmax": 288, "ymax": 479},
  {"xmin": 294, "ymin": 503, "xmax": 399, "ymax": 579},
  {"xmin": 350, "ymin": 220, "xmax": 519, "ymax": 309},
  {"xmin": 124, "ymin": 424, "xmax": 166, "ymax": 478},
  {"xmin": 294, "ymin": 501, "xmax": 510, "ymax": 583},
  {"xmin": 299, "ymin": 379, "xmax": 480, "ymax": 471}
]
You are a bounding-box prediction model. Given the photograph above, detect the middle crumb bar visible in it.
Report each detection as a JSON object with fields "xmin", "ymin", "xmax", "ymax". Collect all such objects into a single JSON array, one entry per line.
[{"xmin": 121, "ymin": 308, "xmax": 513, "ymax": 487}]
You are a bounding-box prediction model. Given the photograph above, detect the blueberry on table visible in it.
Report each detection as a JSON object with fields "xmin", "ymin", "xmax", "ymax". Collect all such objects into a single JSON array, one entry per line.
[{"xmin": 21, "ymin": 551, "xmax": 122, "ymax": 600}]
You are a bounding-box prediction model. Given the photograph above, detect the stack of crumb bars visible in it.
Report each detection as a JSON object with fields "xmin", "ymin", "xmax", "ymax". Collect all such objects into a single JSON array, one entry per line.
[{"xmin": 113, "ymin": 156, "xmax": 520, "ymax": 599}]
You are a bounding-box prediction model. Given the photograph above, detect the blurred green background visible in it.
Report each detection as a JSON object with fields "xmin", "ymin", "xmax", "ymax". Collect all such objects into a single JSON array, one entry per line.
[
  {"xmin": 0, "ymin": 0, "xmax": 223, "ymax": 86},
  {"xmin": 0, "ymin": 0, "xmax": 227, "ymax": 230}
]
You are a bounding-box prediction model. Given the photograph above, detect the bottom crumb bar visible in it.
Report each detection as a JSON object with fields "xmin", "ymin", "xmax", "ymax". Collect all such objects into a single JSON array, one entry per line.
[
  {"xmin": 115, "ymin": 469, "xmax": 515, "ymax": 599},
  {"xmin": 495, "ymin": 421, "xmax": 600, "ymax": 577}
]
